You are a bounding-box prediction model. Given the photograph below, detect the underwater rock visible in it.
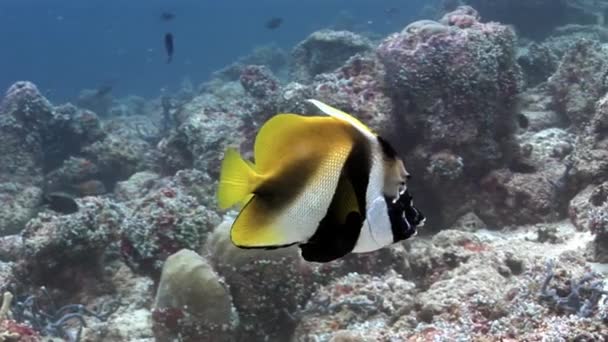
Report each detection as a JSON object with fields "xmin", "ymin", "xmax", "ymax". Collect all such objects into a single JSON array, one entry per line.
[
  {"xmin": 77, "ymin": 88, "xmax": 113, "ymax": 117},
  {"xmin": 0, "ymin": 81, "xmax": 54, "ymax": 131},
  {"xmin": 544, "ymin": 24, "xmax": 608, "ymax": 59},
  {"xmin": 239, "ymin": 65, "xmax": 280, "ymax": 99},
  {"xmin": 569, "ymin": 98, "xmax": 608, "ymax": 187},
  {"xmin": 114, "ymin": 171, "xmax": 161, "ymax": 203},
  {"xmin": 548, "ymin": 39, "xmax": 608, "ymax": 131},
  {"xmin": 310, "ymin": 54, "xmax": 392, "ymax": 133},
  {"xmin": 293, "ymin": 270, "xmax": 416, "ymax": 341},
  {"xmin": 398, "ymin": 230, "xmax": 491, "ymax": 291},
  {"xmin": 276, "ymin": 82, "xmax": 313, "ymax": 113},
  {"xmin": 425, "ymin": 151, "xmax": 465, "ymax": 184},
  {"xmin": 153, "ymin": 249, "xmax": 237, "ymax": 342},
  {"xmin": 86, "ymin": 307, "xmax": 153, "ymax": 342},
  {"xmin": 514, "ymin": 128, "xmax": 575, "ymax": 172},
  {"xmin": 517, "ymin": 42, "xmax": 559, "ymax": 87},
  {"xmin": 415, "ymin": 258, "xmax": 508, "ymax": 323},
  {"xmin": 166, "ymin": 169, "xmax": 218, "ymax": 208},
  {"xmin": 212, "ymin": 44, "xmax": 288, "ymax": 82},
  {"xmin": 439, "ymin": 5, "xmax": 480, "ymax": 28},
  {"xmin": 44, "ymin": 156, "xmax": 101, "ymax": 194},
  {"xmin": 569, "ymin": 183, "xmax": 606, "ymax": 231},
  {"xmin": 569, "ymin": 182, "xmax": 608, "ymax": 262},
  {"xmin": 109, "ymin": 95, "xmax": 149, "ymax": 117},
  {"xmin": 21, "ymin": 196, "xmax": 125, "ymax": 285},
  {"xmin": 0, "ymin": 82, "xmax": 105, "ymax": 196},
  {"xmin": 205, "ymin": 219, "xmax": 313, "ymax": 341},
  {"xmin": 0, "ymin": 235, "xmax": 24, "ymax": 262},
  {"xmin": 449, "ymin": 212, "xmax": 486, "ymax": 232},
  {"xmin": 239, "ymin": 65, "xmax": 280, "ymax": 133},
  {"xmin": 120, "ymin": 181, "xmax": 220, "ymax": 279},
  {"xmin": 44, "ymin": 104, "xmax": 105, "ymax": 171},
  {"xmin": 158, "ymin": 85, "xmax": 252, "ymax": 175},
  {"xmin": 377, "ymin": 7, "xmax": 522, "ymax": 227},
  {"xmin": 591, "ymin": 92, "xmax": 608, "ymax": 141},
  {"xmin": 377, "ymin": 9, "xmax": 522, "ymax": 171},
  {"xmin": 79, "ymin": 262, "xmax": 155, "ymax": 341},
  {"xmin": 82, "ymin": 131, "xmax": 149, "ymax": 185},
  {"xmin": 289, "ymin": 30, "xmax": 373, "ymax": 84},
  {"xmin": 0, "ymin": 82, "xmax": 49, "ymax": 186},
  {"xmin": 0, "ymin": 183, "xmax": 42, "ymax": 237},
  {"xmin": 446, "ymin": 0, "xmax": 600, "ymax": 39},
  {"xmin": 477, "ymin": 169, "xmax": 561, "ymax": 226}
]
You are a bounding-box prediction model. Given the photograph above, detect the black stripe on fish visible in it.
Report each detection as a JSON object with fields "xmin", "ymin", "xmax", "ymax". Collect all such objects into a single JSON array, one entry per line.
[
  {"xmin": 377, "ymin": 135, "xmax": 398, "ymax": 160},
  {"xmin": 299, "ymin": 135, "xmax": 372, "ymax": 262}
]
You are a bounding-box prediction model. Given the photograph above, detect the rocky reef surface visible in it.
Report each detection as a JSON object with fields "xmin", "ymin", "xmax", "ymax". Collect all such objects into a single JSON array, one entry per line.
[{"xmin": 1, "ymin": 4, "xmax": 608, "ymax": 342}]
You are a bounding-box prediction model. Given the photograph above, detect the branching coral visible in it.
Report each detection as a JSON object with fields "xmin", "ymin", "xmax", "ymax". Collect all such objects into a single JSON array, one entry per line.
[
  {"xmin": 10, "ymin": 287, "xmax": 119, "ymax": 342},
  {"xmin": 539, "ymin": 260, "xmax": 608, "ymax": 317}
]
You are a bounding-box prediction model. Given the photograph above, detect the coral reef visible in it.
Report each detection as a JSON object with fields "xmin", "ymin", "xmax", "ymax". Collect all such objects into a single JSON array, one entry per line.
[
  {"xmin": 152, "ymin": 249, "xmax": 237, "ymax": 341},
  {"xmin": 120, "ymin": 179, "xmax": 220, "ymax": 279},
  {"xmin": 517, "ymin": 42, "xmax": 559, "ymax": 87},
  {"xmin": 547, "ymin": 39, "xmax": 608, "ymax": 130},
  {"xmin": 239, "ymin": 65, "xmax": 280, "ymax": 99},
  {"xmin": 289, "ymin": 30, "xmax": 373, "ymax": 84},
  {"xmin": 204, "ymin": 220, "xmax": 313, "ymax": 341},
  {"xmin": 293, "ymin": 271, "xmax": 416, "ymax": 341},
  {"xmin": 446, "ymin": 0, "xmax": 600, "ymax": 39},
  {"xmin": 212, "ymin": 44, "xmax": 288, "ymax": 82},
  {"xmin": 20, "ymin": 197, "xmax": 125, "ymax": 284},
  {"xmin": 4, "ymin": 3, "xmax": 608, "ymax": 342},
  {"xmin": 310, "ymin": 54, "xmax": 392, "ymax": 132},
  {"xmin": 157, "ymin": 84, "xmax": 251, "ymax": 175},
  {"xmin": 376, "ymin": 6, "xmax": 523, "ymax": 226}
]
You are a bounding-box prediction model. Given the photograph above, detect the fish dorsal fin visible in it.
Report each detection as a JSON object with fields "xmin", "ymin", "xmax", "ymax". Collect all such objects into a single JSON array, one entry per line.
[
  {"xmin": 253, "ymin": 113, "xmax": 346, "ymax": 173},
  {"xmin": 306, "ymin": 99, "xmax": 376, "ymax": 138}
]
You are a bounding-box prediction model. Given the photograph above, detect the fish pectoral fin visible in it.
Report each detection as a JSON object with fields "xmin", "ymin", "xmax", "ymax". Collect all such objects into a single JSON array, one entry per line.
[
  {"xmin": 330, "ymin": 175, "xmax": 361, "ymax": 224},
  {"xmin": 217, "ymin": 148, "xmax": 260, "ymax": 210}
]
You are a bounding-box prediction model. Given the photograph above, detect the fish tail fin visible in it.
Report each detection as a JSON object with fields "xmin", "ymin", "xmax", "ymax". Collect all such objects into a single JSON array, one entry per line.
[{"xmin": 217, "ymin": 148, "xmax": 260, "ymax": 209}]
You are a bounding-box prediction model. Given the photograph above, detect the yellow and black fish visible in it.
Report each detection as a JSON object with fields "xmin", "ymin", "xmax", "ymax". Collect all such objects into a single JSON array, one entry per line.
[{"xmin": 217, "ymin": 99, "xmax": 425, "ymax": 262}]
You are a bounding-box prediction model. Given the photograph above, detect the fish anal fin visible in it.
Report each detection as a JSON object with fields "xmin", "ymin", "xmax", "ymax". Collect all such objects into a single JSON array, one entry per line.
[
  {"xmin": 300, "ymin": 211, "xmax": 362, "ymax": 262},
  {"xmin": 230, "ymin": 195, "xmax": 292, "ymax": 248},
  {"xmin": 330, "ymin": 175, "xmax": 360, "ymax": 224}
]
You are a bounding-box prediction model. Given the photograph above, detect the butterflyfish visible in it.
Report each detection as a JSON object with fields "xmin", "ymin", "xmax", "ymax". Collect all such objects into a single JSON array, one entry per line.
[{"xmin": 217, "ymin": 99, "xmax": 425, "ymax": 262}]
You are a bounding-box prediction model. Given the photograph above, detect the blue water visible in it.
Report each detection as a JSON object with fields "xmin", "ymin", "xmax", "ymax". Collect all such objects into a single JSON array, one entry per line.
[{"xmin": 0, "ymin": 0, "xmax": 426, "ymax": 103}]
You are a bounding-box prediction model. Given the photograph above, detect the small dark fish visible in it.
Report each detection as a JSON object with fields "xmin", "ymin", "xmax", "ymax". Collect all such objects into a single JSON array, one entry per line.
[
  {"xmin": 164, "ymin": 32, "xmax": 174, "ymax": 63},
  {"xmin": 384, "ymin": 7, "xmax": 400, "ymax": 16},
  {"xmin": 265, "ymin": 17, "xmax": 283, "ymax": 30},
  {"xmin": 95, "ymin": 84, "xmax": 113, "ymax": 97},
  {"xmin": 43, "ymin": 192, "xmax": 79, "ymax": 215},
  {"xmin": 160, "ymin": 11, "xmax": 175, "ymax": 22}
]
